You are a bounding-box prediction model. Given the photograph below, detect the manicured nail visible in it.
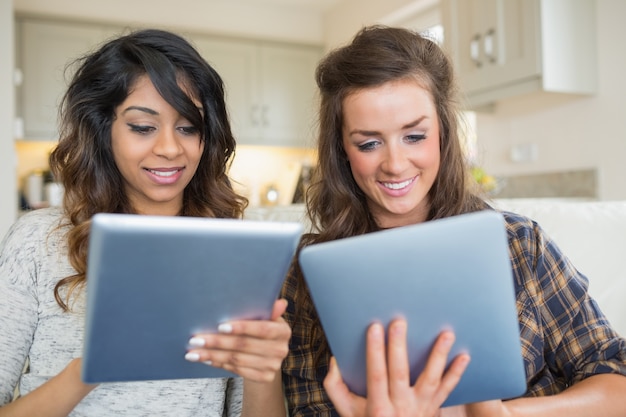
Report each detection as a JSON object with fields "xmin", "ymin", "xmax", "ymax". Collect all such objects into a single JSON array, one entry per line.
[
  {"xmin": 218, "ymin": 323, "xmax": 233, "ymax": 334},
  {"xmin": 188, "ymin": 337, "xmax": 206, "ymax": 347},
  {"xmin": 203, "ymin": 360, "xmax": 213, "ymax": 366},
  {"xmin": 185, "ymin": 352, "xmax": 200, "ymax": 362},
  {"xmin": 441, "ymin": 333, "xmax": 454, "ymax": 348}
]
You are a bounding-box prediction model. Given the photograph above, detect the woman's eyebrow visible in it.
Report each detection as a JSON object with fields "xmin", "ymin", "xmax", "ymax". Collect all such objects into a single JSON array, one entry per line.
[
  {"xmin": 402, "ymin": 116, "xmax": 427, "ymax": 129},
  {"xmin": 348, "ymin": 116, "xmax": 428, "ymax": 137},
  {"xmin": 122, "ymin": 106, "xmax": 158, "ymax": 115},
  {"xmin": 348, "ymin": 128, "xmax": 381, "ymax": 137}
]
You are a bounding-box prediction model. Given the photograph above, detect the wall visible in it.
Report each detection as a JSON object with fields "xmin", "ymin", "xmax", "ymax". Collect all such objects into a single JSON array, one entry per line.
[
  {"xmin": 0, "ymin": 0, "xmax": 17, "ymax": 237},
  {"xmin": 474, "ymin": 0, "xmax": 626, "ymax": 200},
  {"xmin": 14, "ymin": 0, "xmax": 326, "ymax": 45},
  {"xmin": 323, "ymin": 0, "xmax": 438, "ymax": 48}
]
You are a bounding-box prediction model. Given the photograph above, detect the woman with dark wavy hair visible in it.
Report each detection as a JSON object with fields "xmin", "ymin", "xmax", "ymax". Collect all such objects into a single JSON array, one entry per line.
[
  {"xmin": 0, "ymin": 29, "xmax": 289, "ymax": 416},
  {"xmin": 279, "ymin": 25, "xmax": 626, "ymax": 417}
]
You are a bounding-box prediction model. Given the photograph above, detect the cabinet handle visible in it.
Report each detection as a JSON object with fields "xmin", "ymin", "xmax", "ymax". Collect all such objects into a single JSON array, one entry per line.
[
  {"xmin": 483, "ymin": 28, "xmax": 497, "ymax": 64},
  {"xmin": 251, "ymin": 104, "xmax": 260, "ymax": 126},
  {"xmin": 261, "ymin": 105, "xmax": 269, "ymax": 127},
  {"xmin": 470, "ymin": 33, "xmax": 482, "ymax": 67}
]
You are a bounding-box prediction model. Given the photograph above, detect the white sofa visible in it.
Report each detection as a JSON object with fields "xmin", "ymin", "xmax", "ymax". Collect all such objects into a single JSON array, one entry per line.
[{"xmin": 245, "ymin": 199, "xmax": 626, "ymax": 337}]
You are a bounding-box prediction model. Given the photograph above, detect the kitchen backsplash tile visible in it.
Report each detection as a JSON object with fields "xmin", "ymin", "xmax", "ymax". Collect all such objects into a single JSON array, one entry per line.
[{"xmin": 494, "ymin": 169, "xmax": 598, "ymax": 199}]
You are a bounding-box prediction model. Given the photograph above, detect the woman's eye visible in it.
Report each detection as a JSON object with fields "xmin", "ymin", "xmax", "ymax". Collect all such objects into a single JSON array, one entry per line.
[
  {"xmin": 128, "ymin": 124, "xmax": 154, "ymax": 134},
  {"xmin": 406, "ymin": 134, "xmax": 426, "ymax": 143},
  {"xmin": 357, "ymin": 140, "xmax": 379, "ymax": 152},
  {"xmin": 178, "ymin": 125, "xmax": 200, "ymax": 135}
]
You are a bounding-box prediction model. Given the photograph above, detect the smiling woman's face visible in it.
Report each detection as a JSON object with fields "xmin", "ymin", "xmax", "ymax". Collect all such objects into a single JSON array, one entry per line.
[
  {"xmin": 341, "ymin": 78, "xmax": 441, "ymax": 228},
  {"xmin": 111, "ymin": 75, "xmax": 204, "ymax": 216}
]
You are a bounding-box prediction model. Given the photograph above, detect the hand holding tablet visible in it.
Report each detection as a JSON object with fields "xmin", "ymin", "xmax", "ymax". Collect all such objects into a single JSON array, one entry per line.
[
  {"xmin": 82, "ymin": 213, "xmax": 302, "ymax": 383},
  {"xmin": 299, "ymin": 210, "xmax": 526, "ymax": 407}
]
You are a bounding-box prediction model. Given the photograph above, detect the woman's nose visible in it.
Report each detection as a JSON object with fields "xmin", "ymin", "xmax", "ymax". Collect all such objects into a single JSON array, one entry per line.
[
  {"xmin": 382, "ymin": 144, "xmax": 407, "ymax": 174},
  {"xmin": 153, "ymin": 129, "xmax": 183, "ymax": 159}
]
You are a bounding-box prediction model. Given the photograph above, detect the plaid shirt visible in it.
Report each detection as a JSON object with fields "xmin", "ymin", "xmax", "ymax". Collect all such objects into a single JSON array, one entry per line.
[{"xmin": 280, "ymin": 210, "xmax": 626, "ymax": 417}]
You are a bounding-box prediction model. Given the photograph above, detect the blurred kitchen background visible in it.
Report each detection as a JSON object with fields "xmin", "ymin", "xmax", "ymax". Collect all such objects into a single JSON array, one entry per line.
[{"xmin": 1, "ymin": 0, "xmax": 625, "ymax": 236}]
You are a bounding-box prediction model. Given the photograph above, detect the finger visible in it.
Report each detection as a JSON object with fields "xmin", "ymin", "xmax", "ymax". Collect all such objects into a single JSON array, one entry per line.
[
  {"xmin": 387, "ymin": 319, "xmax": 411, "ymax": 399},
  {"xmin": 185, "ymin": 346, "xmax": 284, "ymax": 381},
  {"xmin": 365, "ymin": 322, "xmax": 390, "ymax": 403},
  {"xmin": 188, "ymin": 330, "xmax": 289, "ymax": 361},
  {"xmin": 218, "ymin": 352, "xmax": 284, "ymax": 382},
  {"xmin": 324, "ymin": 356, "xmax": 364, "ymax": 417},
  {"xmin": 271, "ymin": 298, "xmax": 288, "ymax": 320},
  {"xmin": 186, "ymin": 346, "xmax": 276, "ymax": 369},
  {"xmin": 413, "ymin": 331, "xmax": 456, "ymax": 397},
  {"xmin": 197, "ymin": 316, "xmax": 291, "ymax": 342},
  {"xmin": 439, "ymin": 353, "xmax": 470, "ymax": 398},
  {"xmin": 439, "ymin": 405, "xmax": 463, "ymax": 417},
  {"xmin": 196, "ymin": 298, "xmax": 289, "ymax": 340}
]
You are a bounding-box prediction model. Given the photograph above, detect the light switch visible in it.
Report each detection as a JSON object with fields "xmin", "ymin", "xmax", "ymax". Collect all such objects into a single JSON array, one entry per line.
[{"xmin": 509, "ymin": 143, "xmax": 538, "ymax": 163}]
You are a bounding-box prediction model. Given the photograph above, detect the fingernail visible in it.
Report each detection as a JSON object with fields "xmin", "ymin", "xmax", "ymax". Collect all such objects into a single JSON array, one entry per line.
[
  {"xmin": 188, "ymin": 337, "xmax": 206, "ymax": 347},
  {"xmin": 369, "ymin": 323, "xmax": 384, "ymax": 339},
  {"xmin": 441, "ymin": 333, "xmax": 454, "ymax": 348},
  {"xmin": 203, "ymin": 360, "xmax": 213, "ymax": 366},
  {"xmin": 185, "ymin": 352, "xmax": 200, "ymax": 362},
  {"xmin": 391, "ymin": 320, "xmax": 406, "ymax": 335},
  {"xmin": 218, "ymin": 323, "xmax": 232, "ymax": 334}
]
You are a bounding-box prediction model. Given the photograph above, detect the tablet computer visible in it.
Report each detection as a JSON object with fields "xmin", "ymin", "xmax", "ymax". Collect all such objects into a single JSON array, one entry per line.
[
  {"xmin": 82, "ymin": 213, "xmax": 303, "ymax": 383},
  {"xmin": 298, "ymin": 210, "xmax": 526, "ymax": 406}
]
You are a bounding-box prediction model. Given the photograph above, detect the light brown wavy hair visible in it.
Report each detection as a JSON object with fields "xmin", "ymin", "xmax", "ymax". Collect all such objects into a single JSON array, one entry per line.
[
  {"xmin": 291, "ymin": 25, "xmax": 487, "ymax": 366},
  {"xmin": 49, "ymin": 29, "xmax": 247, "ymax": 311}
]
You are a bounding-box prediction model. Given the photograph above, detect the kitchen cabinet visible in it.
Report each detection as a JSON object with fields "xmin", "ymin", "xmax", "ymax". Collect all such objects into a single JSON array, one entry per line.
[
  {"xmin": 17, "ymin": 18, "xmax": 320, "ymax": 147},
  {"xmin": 18, "ymin": 19, "xmax": 119, "ymax": 140},
  {"xmin": 441, "ymin": 0, "xmax": 597, "ymax": 110},
  {"xmin": 193, "ymin": 36, "xmax": 320, "ymax": 147}
]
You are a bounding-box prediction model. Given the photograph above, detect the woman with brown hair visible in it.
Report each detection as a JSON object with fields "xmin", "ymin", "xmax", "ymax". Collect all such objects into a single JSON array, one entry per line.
[
  {"xmin": 0, "ymin": 28, "xmax": 289, "ymax": 416},
  {"xmin": 280, "ymin": 25, "xmax": 626, "ymax": 417}
]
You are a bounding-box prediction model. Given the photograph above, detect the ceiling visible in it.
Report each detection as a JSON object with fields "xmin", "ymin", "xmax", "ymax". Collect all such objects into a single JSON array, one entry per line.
[
  {"xmin": 242, "ymin": 0, "xmax": 344, "ymax": 12},
  {"xmin": 13, "ymin": 0, "xmax": 438, "ymax": 46},
  {"xmin": 13, "ymin": 0, "xmax": 351, "ymax": 45}
]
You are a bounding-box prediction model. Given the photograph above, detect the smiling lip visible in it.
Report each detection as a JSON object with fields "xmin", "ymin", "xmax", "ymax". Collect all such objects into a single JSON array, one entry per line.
[
  {"xmin": 145, "ymin": 167, "xmax": 184, "ymax": 184},
  {"xmin": 380, "ymin": 176, "xmax": 416, "ymax": 191}
]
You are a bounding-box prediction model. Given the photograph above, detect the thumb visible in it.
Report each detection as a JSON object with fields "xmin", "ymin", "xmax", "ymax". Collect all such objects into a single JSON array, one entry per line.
[
  {"xmin": 324, "ymin": 356, "xmax": 362, "ymax": 417},
  {"xmin": 270, "ymin": 298, "xmax": 288, "ymax": 320}
]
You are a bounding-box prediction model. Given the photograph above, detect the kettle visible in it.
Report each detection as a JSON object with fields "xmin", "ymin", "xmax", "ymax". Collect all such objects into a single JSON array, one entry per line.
[{"xmin": 25, "ymin": 170, "xmax": 45, "ymax": 208}]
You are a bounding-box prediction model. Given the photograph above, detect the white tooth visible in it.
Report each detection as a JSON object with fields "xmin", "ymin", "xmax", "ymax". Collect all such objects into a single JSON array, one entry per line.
[
  {"xmin": 151, "ymin": 170, "xmax": 177, "ymax": 177},
  {"xmin": 384, "ymin": 178, "xmax": 413, "ymax": 190}
]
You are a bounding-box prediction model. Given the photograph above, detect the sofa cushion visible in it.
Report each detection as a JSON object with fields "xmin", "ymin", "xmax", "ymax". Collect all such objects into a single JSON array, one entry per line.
[
  {"xmin": 245, "ymin": 199, "xmax": 626, "ymax": 337},
  {"xmin": 492, "ymin": 199, "xmax": 626, "ymax": 337}
]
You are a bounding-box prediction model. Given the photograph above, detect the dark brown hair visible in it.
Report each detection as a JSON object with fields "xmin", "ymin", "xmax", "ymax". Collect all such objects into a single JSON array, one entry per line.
[
  {"xmin": 49, "ymin": 29, "xmax": 247, "ymax": 311},
  {"xmin": 293, "ymin": 25, "xmax": 486, "ymax": 364}
]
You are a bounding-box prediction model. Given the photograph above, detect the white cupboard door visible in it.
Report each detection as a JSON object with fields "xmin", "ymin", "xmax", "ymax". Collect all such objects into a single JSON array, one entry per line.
[
  {"xmin": 193, "ymin": 38, "xmax": 260, "ymax": 144},
  {"xmin": 193, "ymin": 38, "xmax": 319, "ymax": 147},
  {"xmin": 447, "ymin": 0, "xmax": 540, "ymax": 96},
  {"xmin": 21, "ymin": 20, "xmax": 111, "ymax": 140},
  {"xmin": 259, "ymin": 44, "xmax": 319, "ymax": 148}
]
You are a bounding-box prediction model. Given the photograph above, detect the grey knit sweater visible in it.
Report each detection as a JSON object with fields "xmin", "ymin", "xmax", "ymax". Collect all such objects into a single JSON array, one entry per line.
[{"xmin": 0, "ymin": 207, "xmax": 242, "ymax": 416}]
